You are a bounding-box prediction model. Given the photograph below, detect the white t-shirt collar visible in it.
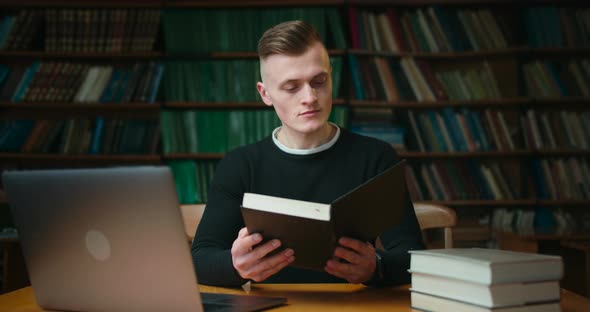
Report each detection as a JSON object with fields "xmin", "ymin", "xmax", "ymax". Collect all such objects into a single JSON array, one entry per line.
[{"xmin": 272, "ymin": 123, "xmax": 340, "ymax": 155}]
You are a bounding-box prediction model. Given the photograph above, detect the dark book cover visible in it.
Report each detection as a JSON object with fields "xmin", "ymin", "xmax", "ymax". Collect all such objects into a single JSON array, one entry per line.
[{"xmin": 241, "ymin": 160, "xmax": 407, "ymax": 271}]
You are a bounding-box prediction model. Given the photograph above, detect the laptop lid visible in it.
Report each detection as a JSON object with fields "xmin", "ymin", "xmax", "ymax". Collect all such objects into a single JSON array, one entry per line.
[{"xmin": 3, "ymin": 166, "xmax": 202, "ymax": 312}]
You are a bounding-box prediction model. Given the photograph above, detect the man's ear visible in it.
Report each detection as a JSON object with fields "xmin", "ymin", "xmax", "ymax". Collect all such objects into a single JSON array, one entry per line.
[{"xmin": 257, "ymin": 82, "xmax": 273, "ymax": 107}]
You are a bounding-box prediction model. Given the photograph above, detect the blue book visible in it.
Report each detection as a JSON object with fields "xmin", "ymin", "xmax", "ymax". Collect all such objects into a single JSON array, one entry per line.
[
  {"xmin": 89, "ymin": 117, "xmax": 105, "ymax": 154},
  {"xmin": 347, "ymin": 55, "xmax": 365, "ymax": 100},
  {"xmin": 461, "ymin": 109, "xmax": 482, "ymax": 151},
  {"xmin": 468, "ymin": 110, "xmax": 490, "ymax": 151},
  {"xmin": 534, "ymin": 207, "xmax": 557, "ymax": 233},
  {"xmin": 546, "ymin": 6, "xmax": 563, "ymax": 47},
  {"xmin": 112, "ymin": 69, "xmax": 132, "ymax": 102},
  {"xmin": 1, "ymin": 120, "xmax": 34, "ymax": 152},
  {"xmin": 350, "ymin": 124, "xmax": 405, "ymax": 147},
  {"xmin": 390, "ymin": 61, "xmax": 416, "ymax": 101},
  {"xmin": 147, "ymin": 63, "xmax": 164, "ymax": 103},
  {"xmin": 356, "ymin": 9, "xmax": 366, "ymax": 49},
  {"xmin": 0, "ymin": 16, "xmax": 14, "ymax": 49},
  {"xmin": 427, "ymin": 111, "xmax": 447, "ymax": 152},
  {"xmin": 11, "ymin": 61, "xmax": 40, "ymax": 102},
  {"xmin": 441, "ymin": 108, "xmax": 466, "ymax": 151},
  {"xmin": 99, "ymin": 68, "xmax": 121, "ymax": 103},
  {"xmin": 431, "ymin": 6, "xmax": 464, "ymax": 51},
  {"xmin": 545, "ymin": 62, "xmax": 568, "ymax": 96},
  {"xmin": 525, "ymin": 8, "xmax": 543, "ymax": 48},
  {"xmin": 530, "ymin": 159, "xmax": 550, "ymax": 200},
  {"xmin": 468, "ymin": 161, "xmax": 493, "ymax": 200},
  {"xmin": 0, "ymin": 64, "xmax": 10, "ymax": 86},
  {"xmin": 448, "ymin": 9, "xmax": 472, "ymax": 51}
]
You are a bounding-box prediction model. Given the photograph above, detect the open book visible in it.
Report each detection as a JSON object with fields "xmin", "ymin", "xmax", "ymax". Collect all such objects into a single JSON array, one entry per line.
[{"xmin": 241, "ymin": 160, "xmax": 407, "ymax": 270}]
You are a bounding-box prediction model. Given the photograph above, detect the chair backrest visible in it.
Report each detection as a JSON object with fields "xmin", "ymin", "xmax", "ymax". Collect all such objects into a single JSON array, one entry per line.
[
  {"xmin": 179, "ymin": 204, "xmax": 206, "ymax": 242},
  {"xmin": 413, "ymin": 203, "xmax": 457, "ymax": 248}
]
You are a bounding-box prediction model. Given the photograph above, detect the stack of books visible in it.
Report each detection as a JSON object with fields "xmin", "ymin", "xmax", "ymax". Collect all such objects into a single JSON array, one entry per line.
[{"xmin": 409, "ymin": 248, "xmax": 563, "ymax": 312}]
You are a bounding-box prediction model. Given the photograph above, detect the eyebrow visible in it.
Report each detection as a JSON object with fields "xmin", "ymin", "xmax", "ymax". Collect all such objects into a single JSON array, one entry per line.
[{"xmin": 278, "ymin": 72, "xmax": 328, "ymax": 88}]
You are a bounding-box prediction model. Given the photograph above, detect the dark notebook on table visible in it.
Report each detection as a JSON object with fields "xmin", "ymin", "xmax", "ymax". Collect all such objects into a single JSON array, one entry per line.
[
  {"xmin": 3, "ymin": 167, "xmax": 286, "ymax": 312},
  {"xmin": 241, "ymin": 160, "xmax": 407, "ymax": 270}
]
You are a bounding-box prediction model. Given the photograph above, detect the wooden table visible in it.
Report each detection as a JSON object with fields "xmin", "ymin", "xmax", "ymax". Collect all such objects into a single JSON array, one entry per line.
[{"xmin": 0, "ymin": 284, "xmax": 589, "ymax": 311}]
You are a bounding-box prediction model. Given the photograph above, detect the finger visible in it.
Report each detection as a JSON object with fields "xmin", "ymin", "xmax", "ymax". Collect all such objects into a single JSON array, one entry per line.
[
  {"xmin": 236, "ymin": 239, "xmax": 283, "ymax": 271},
  {"xmin": 325, "ymin": 259, "xmax": 370, "ymax": 284},
  {"xmin": 238, "ymin": 227, "xmax": 249, "ymax": 238},
  {"xmin": 250, "ymin": 239, "xmax": 282, "ymax": 260},
  {"xmin": 338, "ymin": 237, "xmax": 374, "ymax": 254},
  {"xmin": 324, "ymin": 259, "xmax": 353, "ymax": 280},
  {"xmin": 249, "ymin": 250, "xmax": 295, "ymax": 282},
  {"xmin": 232, "ymin": 232, "xmax": 263, "ymax": 256},
  {"xmin": 333, "ymin": 246, "xmax": 362, "ymax": 264}
]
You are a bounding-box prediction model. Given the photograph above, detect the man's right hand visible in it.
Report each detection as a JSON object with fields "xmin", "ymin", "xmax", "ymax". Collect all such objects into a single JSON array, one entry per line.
[{"xmin": 231, "ymin": 227, "xmax": 295, "ymax": 282}]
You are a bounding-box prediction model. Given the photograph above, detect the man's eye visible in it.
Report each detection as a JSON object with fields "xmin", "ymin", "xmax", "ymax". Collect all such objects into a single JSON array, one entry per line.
[
  {"xmin": 285, "ymin": 86, "xmax": 298, "ymax": 92},
  {"xmin": 312, "ymin": 78, "xmax": 326, "ymax": 87}
]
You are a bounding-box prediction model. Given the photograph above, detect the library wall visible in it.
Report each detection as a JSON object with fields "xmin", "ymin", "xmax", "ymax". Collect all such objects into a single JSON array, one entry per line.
[{"xmin": 1, "ymin": 0, "xmax": 590, "ymax": 260}]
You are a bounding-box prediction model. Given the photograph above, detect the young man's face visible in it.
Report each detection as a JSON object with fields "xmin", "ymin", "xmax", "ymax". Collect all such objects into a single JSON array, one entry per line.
[{"xmin": 257, "ymin": 41, "xmax": 332, "ymax": 137}]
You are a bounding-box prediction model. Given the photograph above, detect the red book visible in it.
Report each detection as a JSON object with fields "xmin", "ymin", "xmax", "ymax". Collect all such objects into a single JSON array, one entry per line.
[
  {"xmin": 348, "ymin": 7, "xmax": 360, "ymax": 49},
  {"xmin": 400, "ymin": 12, "xmax": 420, "ymax": 52},
  {"xmin": 416, "ymin": 60, "xmax": 448, "ymax": 100},
  {"xmin": 386, "ymin": 8, "xmax": 409, "ymax": 52}
]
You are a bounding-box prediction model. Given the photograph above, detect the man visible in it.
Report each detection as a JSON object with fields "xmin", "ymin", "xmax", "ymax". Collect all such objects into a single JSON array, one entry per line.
[{"xmin": 192, "ymin": 20, "xmax": 424, "ymax": 287}]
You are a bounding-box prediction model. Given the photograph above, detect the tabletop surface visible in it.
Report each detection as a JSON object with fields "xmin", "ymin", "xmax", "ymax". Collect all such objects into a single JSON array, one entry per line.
[{"xmin": 0, "ymin": 283, "xmax": 589, "ymax": 311}]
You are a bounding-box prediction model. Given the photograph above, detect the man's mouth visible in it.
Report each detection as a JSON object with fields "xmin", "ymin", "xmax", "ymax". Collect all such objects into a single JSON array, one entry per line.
[{"xmin": 300, "ymin": 109, "xmax": 320, "ymax": 116}]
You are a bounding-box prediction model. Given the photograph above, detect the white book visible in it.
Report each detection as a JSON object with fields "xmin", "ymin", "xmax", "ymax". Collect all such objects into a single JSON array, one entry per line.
[
  {"xmin": 420, "ymin": 165, "xmax": 439, "ymax": 200},
  {"xmin": 84, "ymin": 66, "xmax": 113, "ymax": 103},
  {"xmin": 376, "ymin": 13, "xmax": 398, "ymax": 52},
  {"xmin": 539, "ymin": 112, "xmax": 557, "ymax": 149},
  {"xmin": 366, "ymin": 12, "xmax": 381, "ymax": 51},
  {"xmin": 526, "ymin": 110, "xmax": 543, "ymax": 149},
  {"xmin": 406, "ymin": 57, "xmax": 436, "ymax": 101},
  {"xmin": 400, "ymin": 58, "xmax": 425, "ymax": 101},
  {"xmin": 410, "ymin": 272, "xmax": 560, "ymax": 308},
  {"xmin": 480, "ymin": 165, "xmax": 503, "ymax": 200},
  {"xmin": 409, "ymin": 248, "xmax": 563, "ymax": 284},
  {"xmin": 496, "ymin": 111, "xmax": 515, "ymax": 150},
  {"xmin": 427, "ymin": 7, "xmax": 452, "ymax": 51},
  {"xmin": 407, "ymin": 110, "xmax": 426, "ymax": 152},
  {"xmin": 411, "ymin": 291, "xmax": 561, "ymax": 312},
  {"xmin": 416, "ymin": 8, "xmax": 439, "ymax": 52},
  {"xmin": 73, "ymin": 66, "xmax": 101, "ymax": 102}
]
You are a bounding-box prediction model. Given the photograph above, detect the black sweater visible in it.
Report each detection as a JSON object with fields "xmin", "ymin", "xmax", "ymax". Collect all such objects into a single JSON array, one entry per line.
[{"xmin": 191, "ymin": 129, "xmax": 424, "ymax": 287}]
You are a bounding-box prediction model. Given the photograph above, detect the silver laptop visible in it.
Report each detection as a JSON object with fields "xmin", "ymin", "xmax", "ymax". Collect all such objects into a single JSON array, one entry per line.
[{"xmin": 3, "ymin": 167, "xmax": 286, "ymax": 312}]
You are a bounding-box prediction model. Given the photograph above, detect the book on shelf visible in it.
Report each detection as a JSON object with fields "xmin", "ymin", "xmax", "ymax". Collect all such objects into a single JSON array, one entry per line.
[
  {"xmin": 241, "ymin": 160, "xmax": 407, "ymax": 270},
  {"xmin": 410, "ymin": 272, "xmax": 560, "ymax": 308},
  {"xmin": 409, "ymin": 248, "xmax": 563, "ymax": 285},
  {"xmin": 411, "ymin": 291, "xmax": 560, "ymax": 312}
]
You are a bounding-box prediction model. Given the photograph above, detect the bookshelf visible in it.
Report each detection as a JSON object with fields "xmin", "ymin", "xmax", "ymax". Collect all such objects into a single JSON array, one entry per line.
[{"xmin": 0, "ymin": 0, "xmax": 589, "ymax": 255}]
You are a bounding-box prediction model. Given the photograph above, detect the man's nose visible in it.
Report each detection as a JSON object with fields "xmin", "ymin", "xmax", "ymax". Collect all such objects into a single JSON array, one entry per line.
[{"xmin": 301, "ymin": 83, "xmax": 318, "ymax": 104}]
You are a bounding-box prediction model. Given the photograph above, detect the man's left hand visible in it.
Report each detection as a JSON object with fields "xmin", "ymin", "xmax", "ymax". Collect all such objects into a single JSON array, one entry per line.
[{"xmin": 324, "ymin": 237, "xmax": 377, "ymax": 284}]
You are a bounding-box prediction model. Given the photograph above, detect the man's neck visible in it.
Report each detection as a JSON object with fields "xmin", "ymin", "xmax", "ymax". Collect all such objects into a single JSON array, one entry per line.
[{"xmin": 276, "ymin": 124, "xmax": 335, "ymax": 150}]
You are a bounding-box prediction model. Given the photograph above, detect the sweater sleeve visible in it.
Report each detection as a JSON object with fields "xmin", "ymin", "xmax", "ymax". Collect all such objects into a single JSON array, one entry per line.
[{"xmin": 191, "ymin": 150, "xmax": 250, "ymax": 287}]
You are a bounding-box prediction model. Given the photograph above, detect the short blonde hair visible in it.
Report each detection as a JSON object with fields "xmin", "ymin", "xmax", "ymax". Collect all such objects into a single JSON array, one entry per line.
[{"xmin": 257, "ymin": 20, "xmax": 322, "ymax": 60}]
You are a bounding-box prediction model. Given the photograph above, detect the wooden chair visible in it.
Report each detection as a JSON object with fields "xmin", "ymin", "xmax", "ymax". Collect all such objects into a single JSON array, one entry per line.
[
  {"xmin": 413, "ymin": 202, "xmax": 457, "ymax": 249},
  {"xmin": 179, "ymin": 203, "xmax": 206, "ymax": 242}
]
